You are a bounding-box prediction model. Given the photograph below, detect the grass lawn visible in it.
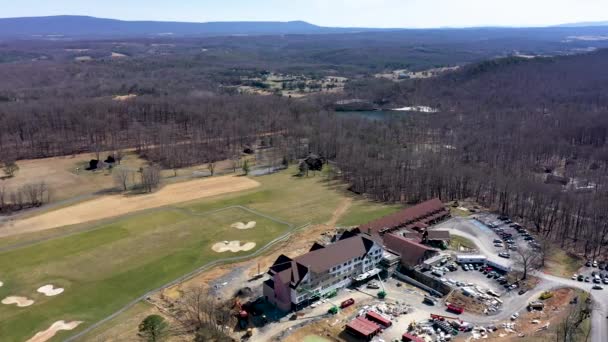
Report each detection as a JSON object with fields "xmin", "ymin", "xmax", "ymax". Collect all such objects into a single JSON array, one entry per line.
[
  {"xmin": 449, "ymin": 235, "xmax": 477, "ymax": 251},
  {"xmin": 0, "ymin": 206, "xmax": 289, "ymax": 341},
  {"xmin": 543, "ymin": 247, "xmax": 582, "ymax": 277},
  {"xmin": 337, "ymin": 199, "xmax": 402, "ymax": 227},
  {"xmin": 0, "ymin": 169, "xmax": 395, "ymax": 341}
]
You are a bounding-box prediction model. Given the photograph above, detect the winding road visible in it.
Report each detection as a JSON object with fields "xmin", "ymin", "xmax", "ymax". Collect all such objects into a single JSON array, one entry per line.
[{"xmin": 435, "ymin": 217, "xmax": 607, "ymax": 342}]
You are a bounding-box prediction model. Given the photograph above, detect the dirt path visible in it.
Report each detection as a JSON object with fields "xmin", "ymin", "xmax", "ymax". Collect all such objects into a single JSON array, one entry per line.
[{"xmin": 0, "ymin": 175, "xmax": 260, "ymax": 238}]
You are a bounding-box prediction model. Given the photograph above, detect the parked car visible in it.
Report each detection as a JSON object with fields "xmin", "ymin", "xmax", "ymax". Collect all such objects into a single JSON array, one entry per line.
[
  {"xmin": 493, "ymin": 239, "xmax": 502, "ymax": 244},
  {"xmin": 572, "ymin": 274, "xmax": 578, "ymax": 280},
  {"xmin": 586, "ymin": 260, "xmax": 592, "ymax": 267},
  {"xmin": 518, "ymin": 289, "xmax": 528, "ymax": 295},
  {"xmin": 592, "ymin": 285, "xmax": 603, "ymax": 290},
  {"xmin": 593, "ymin": 260, "xmax": 598, "ymax": 268},
  {"xmin": 577, "ymin": 275, "xmax": 584, "ymax": 281},
  {"xmin": 499, "ymin": 252, "xmax": 511, "ymax": 259},
  {"xmin": 585, "ymin": 276, "xmax": 590, "ymax": 283}
]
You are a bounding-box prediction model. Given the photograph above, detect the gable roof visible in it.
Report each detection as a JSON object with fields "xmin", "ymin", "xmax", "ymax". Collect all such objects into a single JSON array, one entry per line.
[
  {"xmin": 359, "ymin": 198, "xmax": 446, "ymax": 235},
  {"xmin": 295, "ymin": 235, "xmax": 375, "ymax": 273},
  {"xmin": 383, "ymin": 233, "xmax": 438, "ymax": 267},
  {"xmin": 267, "ymin": 234, "xmax": 378, "ymax": 289}
]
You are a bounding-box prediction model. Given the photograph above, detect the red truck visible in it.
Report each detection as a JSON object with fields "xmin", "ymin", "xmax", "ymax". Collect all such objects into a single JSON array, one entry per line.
[
  {"xmin": 447, "ymin": 304, "xmax": 464, "ymax": 314},
  {"xmin": 340, "ymin": 298, "xmax": 355, "ymax": 309}
]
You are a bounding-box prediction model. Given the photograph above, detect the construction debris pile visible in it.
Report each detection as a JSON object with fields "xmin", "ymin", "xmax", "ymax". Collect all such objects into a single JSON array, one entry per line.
[
  {"xmin": 405, "ymin": 314, "xmax": 474, "ymax": 342},
  {"xmin": 357, "ymin": 301, "xmax": 413, "ymax": 321}
]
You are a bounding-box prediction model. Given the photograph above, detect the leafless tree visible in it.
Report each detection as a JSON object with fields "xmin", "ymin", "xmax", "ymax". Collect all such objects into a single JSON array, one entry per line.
[
  {"xmin": 168, "ymin": 286, "xmax": 234, "ymax": 341},
  {"xmin": 555, "ymin": 295, "xmax": 593, "ymax": 342},
  {"xmin": 141, "ymin": 166, "xmax": 161, "ymax": 193},
  {"xmin": 515, "ymin": 248, "xmax": 542, "ymax": 280},
  {"xmin": 113, "ymin": 168, "xmax": 131, "ymax": 191}
]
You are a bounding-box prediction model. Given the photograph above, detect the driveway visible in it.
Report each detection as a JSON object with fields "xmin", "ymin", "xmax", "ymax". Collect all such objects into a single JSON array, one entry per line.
[{"xmin": 435, "ymin": 217, "xmax": 607, "ymax": 342}]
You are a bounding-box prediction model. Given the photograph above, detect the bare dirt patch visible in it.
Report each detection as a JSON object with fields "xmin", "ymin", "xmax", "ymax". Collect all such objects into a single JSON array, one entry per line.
[
  {"xmin": 211, "ymin": 241, "xmax": 256, "ymax": 253},
  {"xmin": 231, "ymin": 221, "xmax": 257, "ymax": 230},
  {"xmin": 2, "ymin": 296, "xmax": 34, "ymax": 307},
  {"xmin": 0, "ymin": 175, "xmax": 260, "ymax": 237},
  {"xmin": 26, "ymin": 320, "xmax": 83, "ymax": 342},
  {"xmin": 37, "ymin": 284, "xmax": 64, "ymax": 297}
]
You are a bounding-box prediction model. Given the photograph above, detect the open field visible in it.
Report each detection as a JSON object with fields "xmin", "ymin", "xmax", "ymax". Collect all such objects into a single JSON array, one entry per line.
[
  {"xmin": 0, "ymin": 152, "xmax": 148, "ymax": 203},
  {"xmin": 0, "ymin": 169, "xmax": 400, "ymax": 341},
  {"xmin": 0, "ymin": 205, "xmax": 289, "ymax": 341},
  {"xmin": 0, "ymin": 175, "xmax": 260, "ymax": 237},
  {"xmin": 71, "ymin": 173, "xmax": 401, "ymax": 342}
]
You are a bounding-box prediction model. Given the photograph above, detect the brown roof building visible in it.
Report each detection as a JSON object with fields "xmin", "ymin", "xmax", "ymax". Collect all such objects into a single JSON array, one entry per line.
[
  {"xmin": 383, "ymin": 233, "xmax": 439, "ymax": 268},
  {"xmin": 263, "ymin": 234, "xmax": 384, "ymax": 311},
  {"xmin": 359, "ymin": 198, "xmax": 449, "ymax": 236}
]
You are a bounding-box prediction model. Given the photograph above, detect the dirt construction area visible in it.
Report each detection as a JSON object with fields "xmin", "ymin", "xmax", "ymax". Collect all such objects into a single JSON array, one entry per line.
[{"xmin": 0, "ymin": 175, "xmax": 260, "ymax": 237}]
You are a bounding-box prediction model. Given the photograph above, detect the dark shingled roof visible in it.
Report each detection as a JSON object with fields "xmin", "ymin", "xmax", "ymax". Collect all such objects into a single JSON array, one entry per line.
[
  {"xmin": 296, "ymin": 235, "xmax": 375, "ymax": 274},
  {"xmin": 360, "ymin": 198, "xmax": 447, "ymax": 235},
  {"xmin": 426, "ymin": 230, "xmax": 451, "ymax": 241},
  {"xmin": 267, "ymin": 234, "xmax": 377, "ymax": 289}
]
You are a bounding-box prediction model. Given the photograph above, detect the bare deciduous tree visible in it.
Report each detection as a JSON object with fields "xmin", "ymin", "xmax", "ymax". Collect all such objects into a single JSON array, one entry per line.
[
  {"xmin": 141, "ymin": 166, "xmax": 161, "ymax": 193},
  {"xmin": 515, "ymin": 248, "xmax": 542, "ymax": 280},
  {"xmin": 113, "ymin": 168, "xmax": 131, "ymax": 191},
  {"xmin": 168, "ymin": 286, "xmax": 234, "ymax": 341}
]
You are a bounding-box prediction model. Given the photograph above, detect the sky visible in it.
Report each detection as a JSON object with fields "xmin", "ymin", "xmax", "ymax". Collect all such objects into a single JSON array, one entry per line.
[{"xmin": 2, "ymin": 0, "xmax": 608, "ymax": 28}]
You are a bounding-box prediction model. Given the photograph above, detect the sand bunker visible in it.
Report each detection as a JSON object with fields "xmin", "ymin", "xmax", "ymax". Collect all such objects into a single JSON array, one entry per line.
[
  {"xmin": 1, "ymin": 175, "xmax": 260, "ymax": 238},
  {"xmin": 37, "ymin": 284, "xmax": 64, "ymax": 297},
  {"xmin": 2, "ymin": 296, "xmax": 35, "ymax": 307},
  {"xmin": 0, "ymin": 281, "xmax": 3, "ymax": 287},
  {"xmin": 231, "ymin": 221, "xmax": 257, "ymax": 230},
  {"xmin": 26, "ymin": 320, "xmax": 83, "ymax": 342},
  {"xmin": 212, "ymin": 241, "xmax": 256, "ymax": 253}
]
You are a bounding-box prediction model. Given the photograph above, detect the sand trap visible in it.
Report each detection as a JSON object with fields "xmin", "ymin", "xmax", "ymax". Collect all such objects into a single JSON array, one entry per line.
[
  {"xmin": 0, "ymin": 281, "xmax": 3, "ymax": 287},
  {"xmin": 231, "ymin": 221, "xmax": 257, "ymax": 230},
  {"xmin": 0, "ymin": 175, "xmax": 260, "ymax": 238},
  {"xmin": 212, "ymin": 241, "xmax": 256, "ymax": 253},
  {"xmin": 2, "ymin": 296, "xmax": 35, "ymax": 307},
  {"xmin": 26, "ymin": 320, "xmax": 83, "ymax": 342},
  {"xmin": 37, "ymin": 284, "xmax": 64, "ymax": 297}
]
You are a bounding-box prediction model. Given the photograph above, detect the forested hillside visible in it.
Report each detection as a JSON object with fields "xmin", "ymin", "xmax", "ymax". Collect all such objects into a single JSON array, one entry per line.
[{"xmin": 0, "ymin": 38, "xmax": 607, "ymax": 259}]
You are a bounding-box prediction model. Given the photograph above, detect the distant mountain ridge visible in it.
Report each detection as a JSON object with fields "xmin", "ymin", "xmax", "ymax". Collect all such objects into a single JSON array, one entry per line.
[
  {"xmin": 557, "ymin": 21, "xmax": 608, "ymax": 27},
  {"xmin": 0, "ymin": 15, "xmax": 382, "ymax": 38}
]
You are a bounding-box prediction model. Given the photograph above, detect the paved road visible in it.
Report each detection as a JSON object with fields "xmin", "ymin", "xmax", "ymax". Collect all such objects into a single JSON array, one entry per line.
[{"xmin": 435, "ymin": 217, "xmax": 607, "ymax": 342}]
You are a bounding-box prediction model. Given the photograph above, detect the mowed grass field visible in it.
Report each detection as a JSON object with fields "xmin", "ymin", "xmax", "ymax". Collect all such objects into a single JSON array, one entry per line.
[{"xmin": 0, "ymin": 169, "xmax": 398, "ymax": 341}]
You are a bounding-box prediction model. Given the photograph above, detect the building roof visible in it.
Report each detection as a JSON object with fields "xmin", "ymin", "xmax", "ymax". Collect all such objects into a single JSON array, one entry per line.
[
  {"xmin": 426, "ymin": 230, "xmax": 451, "ymax": 241},
  {"xmin": 402, "ymin": 333, "xmax": 425, "ymax": 342},
  {"xmin": 359, "ymin": 198, "xmax": 446, "ymax": 235},
  {"xmin": 296, "ymin": 235, "xmax": 375, "ymax": 274},
  {"xmin": 346, "ymin": 317, "xmax": 381, "ymax": 337},
  {"xmin": 383, "ymin": 233, "xmax": 438, "ymax": 267},
  {"xmin": 267, "ymin": 234, "xmax": 377, "ymax": 289}
]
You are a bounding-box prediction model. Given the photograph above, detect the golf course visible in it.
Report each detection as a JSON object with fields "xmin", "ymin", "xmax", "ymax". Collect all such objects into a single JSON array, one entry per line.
[{"xmin": 0, "ymin": 169, "xmax": 398, "ymax": 341}]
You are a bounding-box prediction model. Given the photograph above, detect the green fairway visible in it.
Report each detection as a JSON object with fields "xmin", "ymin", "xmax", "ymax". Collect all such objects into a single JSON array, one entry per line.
[
  {"xmin": 0, "ymin": 206, "xmax": 289, "ymax": 341},
  {"xmin": 0, "ymin": 169, "xmax": 398, "ymax": 341}
]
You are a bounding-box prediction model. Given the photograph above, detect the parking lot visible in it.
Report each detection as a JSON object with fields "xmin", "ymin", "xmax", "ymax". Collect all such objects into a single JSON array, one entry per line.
[{"xmin": 573, "ymin": 260, "xmax": 608, "ymax": 289}]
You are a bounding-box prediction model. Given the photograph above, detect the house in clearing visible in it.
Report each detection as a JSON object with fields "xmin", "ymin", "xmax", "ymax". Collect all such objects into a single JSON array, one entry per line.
[{"xmin": 263, "ymin": 233, "xmax": 384, "ymax": 311}]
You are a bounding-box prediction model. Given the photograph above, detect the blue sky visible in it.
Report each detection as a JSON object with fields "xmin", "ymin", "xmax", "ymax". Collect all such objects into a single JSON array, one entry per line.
[{"xmin": 2, "ymin": 0, "xmax": 608, "ymax": 28}]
